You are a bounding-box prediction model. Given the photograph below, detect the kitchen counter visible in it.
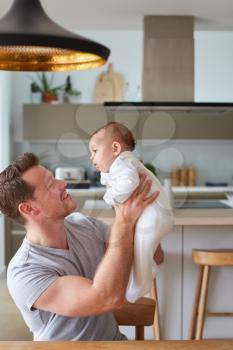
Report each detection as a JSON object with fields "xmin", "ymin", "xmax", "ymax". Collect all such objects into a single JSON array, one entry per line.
[
  {"xmin": 173, "ymin": 186, "xmax": 233, "ymax": 192},
  {"xmin": 80, "ymin": 204, "xmax": 233, "ymax": 340},
  {"xmin": 68, "ymin": 186, "xmax": 233, "ymax": 209},
  {"xmin": 174, "ymin": 208, "xmax": 233, "ymax": 225},
  {"xmin": 8, "ymin": 201, "xmax": 233, "ymax": 339},
  {"xmin": 81, "ymin": 207, "xmax": 233, "ymax": 226},
  {"xmin": 68, "ymin": 186, "xmax": 105, "ymax": 197},
  {"xmin": 68, "ymin": 186, "xmax": 233, "ymax": 196},
  {"xmin": 0, "ymin": 340, "xmax": 231, "ymax": 350}
]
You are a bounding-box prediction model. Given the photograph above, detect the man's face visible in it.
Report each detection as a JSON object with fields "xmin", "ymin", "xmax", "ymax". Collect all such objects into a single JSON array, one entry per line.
[
  {"xmin": 21, "ymin": 165, "xmax": 76, "ymax": 221},
  {"xmin": 89, "ymin": 130, "xmax": 115, "ymax": 172}
]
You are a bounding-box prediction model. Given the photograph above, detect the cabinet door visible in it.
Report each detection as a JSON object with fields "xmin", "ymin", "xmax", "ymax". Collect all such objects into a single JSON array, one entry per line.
[
  {"xmin": 23, "ymin": 104, "xmax": 109, "ymax": 140},
  {"xmin": 183, "ymin": 225, "xmax": 233, "ymax": 339},
  {"xmin": 155, "ymin": 225, "xmax": 183, "ymax": 340}
]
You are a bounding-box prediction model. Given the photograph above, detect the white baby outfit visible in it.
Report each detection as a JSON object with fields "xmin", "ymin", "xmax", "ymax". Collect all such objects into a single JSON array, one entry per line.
[{"xmin": 101, "ymin": 151, "xmax": 174, "ymax": 302}]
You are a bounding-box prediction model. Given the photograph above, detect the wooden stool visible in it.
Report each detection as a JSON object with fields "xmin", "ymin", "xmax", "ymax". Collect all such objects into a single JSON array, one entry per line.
[
  {"xmin": 113, "ymin": 278, "xmax": 161, "ymax": 340},
  {"xmin": 113, "ymin": 297, "xmax": 155, "ymax": 340},
  {"xmin": 189, "ymin": 249, "xmax": 233, "ymax": 340},
  {"xmin": 151, "ymin": 278, "xmax": 161, "ymax": 340}
]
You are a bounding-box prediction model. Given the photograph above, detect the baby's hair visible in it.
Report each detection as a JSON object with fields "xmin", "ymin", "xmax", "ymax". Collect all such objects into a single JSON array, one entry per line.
[{"xmin": 91, "ymin": 122, "xmax": 136, "ymax": 151}]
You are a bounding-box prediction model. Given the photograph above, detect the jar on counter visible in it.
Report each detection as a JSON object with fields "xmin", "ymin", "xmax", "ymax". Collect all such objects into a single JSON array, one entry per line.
[
  {"xmin": 179, "ymin": 168, "xmax": 188, "ymax": 186},
  {"xmin": 188, "ymin": 167, "xmax": 196, "ymax": 186},
  {"xmin": 170, "ymin": 167, "xmax": 180, "ymax": 186}
]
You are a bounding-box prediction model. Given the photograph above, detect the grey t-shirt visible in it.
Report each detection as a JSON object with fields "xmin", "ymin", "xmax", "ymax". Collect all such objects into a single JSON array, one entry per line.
[{"xmin": 7, "ymin": 212, "xmax": 126, "ymax": 341}]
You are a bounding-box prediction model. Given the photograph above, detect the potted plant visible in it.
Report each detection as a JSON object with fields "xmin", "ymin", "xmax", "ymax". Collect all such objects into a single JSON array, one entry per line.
[
  {"xmin": 30, "ymin": 82, "xmax": 41, "ymax": 104},
  {"xmin": 144, "ymin": 162, "xmax": 157, "ymax": 176},
  {"xmin": 29, "ymin": 73, "xmax": 64, "ymax": 103},
  {"xmin": 63, "ymin": 75, "xmax": 81, "ymax": 103}
]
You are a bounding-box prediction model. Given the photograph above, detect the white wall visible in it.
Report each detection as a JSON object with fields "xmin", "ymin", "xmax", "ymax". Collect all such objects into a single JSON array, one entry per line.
[
  {"xmin": 11, "ymin": 30, "xmax": 143, "ymax": 141},
  {"xmin": 0, "ymin": 72, "xmax": 11, "ymax": 272},
  {"xmin": 0, "ymin": 72, "xmax": 11, "ymax": 169},
  {"xmin": 11, "ymin": 30, "xmax": 233, "ymax": 141},
  {"xmin": 14, "ymin": 138, "xmax": 233, "ymax": 186},
  {"xmin": 195, "ymin": 31, "xmax": 233, "ymax": 102},
  {"xmin": 9, "ymin": 30, "xmax": 233, "ymax": 185}
]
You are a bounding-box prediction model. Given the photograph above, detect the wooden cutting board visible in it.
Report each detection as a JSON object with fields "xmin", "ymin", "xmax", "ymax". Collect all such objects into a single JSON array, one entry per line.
[{"xmin": 94, "ymin": 63, "xmax": 124, "ymax": 103}]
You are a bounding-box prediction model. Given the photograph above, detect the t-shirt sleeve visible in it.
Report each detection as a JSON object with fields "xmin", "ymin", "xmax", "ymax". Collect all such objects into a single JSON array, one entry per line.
[{"xmin": 7, "ymin": 262, "xmax": 59, "ymax": 311}]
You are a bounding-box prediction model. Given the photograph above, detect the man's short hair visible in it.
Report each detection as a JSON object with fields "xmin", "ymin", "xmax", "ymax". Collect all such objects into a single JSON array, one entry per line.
[{"xmin": 0, "ymin": 153, "xmax": 39, "ymax": 224}]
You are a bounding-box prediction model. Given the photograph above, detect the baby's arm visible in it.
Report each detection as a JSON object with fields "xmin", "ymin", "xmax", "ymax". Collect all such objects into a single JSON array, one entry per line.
[{"xmin": 104, "ymin": 166, "xmax": 140, "ymax": 205}]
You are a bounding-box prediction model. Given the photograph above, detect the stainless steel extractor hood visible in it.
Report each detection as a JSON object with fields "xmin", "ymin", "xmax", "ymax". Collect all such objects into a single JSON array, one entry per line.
[
  {"xmin": 104, "ymin": 102, "xmax": 233, "ymax": 114},
  {"xmin": 143, "ymin": 16, "xmax": 194, "ymax": 102}
]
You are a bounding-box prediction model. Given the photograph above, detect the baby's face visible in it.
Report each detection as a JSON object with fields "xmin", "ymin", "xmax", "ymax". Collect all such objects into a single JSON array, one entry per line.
[{"xmin": 89, "ymin": 131, "xmax": 116, "ymax": 172}]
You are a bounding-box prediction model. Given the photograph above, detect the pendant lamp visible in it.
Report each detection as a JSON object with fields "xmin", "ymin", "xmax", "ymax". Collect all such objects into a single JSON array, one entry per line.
[{"xmin": 0, "ymin": 0, "xmax": 110, "ymax": 71}]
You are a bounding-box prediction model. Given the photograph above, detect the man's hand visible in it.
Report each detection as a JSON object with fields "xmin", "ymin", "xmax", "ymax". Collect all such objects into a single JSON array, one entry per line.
[
  {"xmin": 154, "ymin": 244, "xmax": 164, "ymax": 265},
  {"xmin": 113, "ymin": 173, "xmax": 160, "ymax": 227}
]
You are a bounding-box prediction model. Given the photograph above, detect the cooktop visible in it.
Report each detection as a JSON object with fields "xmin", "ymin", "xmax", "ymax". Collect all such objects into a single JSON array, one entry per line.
[{"xmin": 174, "ymin": 200, "xmax": 230, "ymax": 209}]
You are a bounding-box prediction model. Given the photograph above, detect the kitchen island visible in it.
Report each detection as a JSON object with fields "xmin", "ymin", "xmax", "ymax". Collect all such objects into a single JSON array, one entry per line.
[
  {"xmin": 0, "ymin": 340, "xmax": 232, "ymax": 350},
  {"xmin": 80, "ymin": 206, "xmax": 233, "ymax": 226},
  {"xmin": 80, "ymin": 206, "xmax": 233, "ymax": 340},
  {"xmin": 8, "ymin": 200, "xmax": 233, "ymax": 340}
]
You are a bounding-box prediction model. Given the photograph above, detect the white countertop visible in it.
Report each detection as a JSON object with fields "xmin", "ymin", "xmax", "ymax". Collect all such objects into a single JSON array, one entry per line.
[
  {"xmin": 67, "ymin": 186, "xmax": 105, "ymax": 197},
  {"xmin": 68, "ymin": 186, "xmax": 233, "ymax": 226},
  {"xmin": 80, "ymin": 203, "xmax": 233, "ymax": 226},
  {"xmin": 172, "ymin": 186, "xmax": 233, "ymax": 193},
  {"xmin": 173, "ymin": 208, "xmax": 233, "ymax": 225},
  {"xmin": 68, "ymin": 186, "xmax": 233, "ymax": 196}
]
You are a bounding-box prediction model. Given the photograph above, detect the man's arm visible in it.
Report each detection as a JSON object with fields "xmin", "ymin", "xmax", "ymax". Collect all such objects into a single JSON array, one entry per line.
[{"xmin": 33, "ymin": 175, "xmax": 159, "ymax": 318}]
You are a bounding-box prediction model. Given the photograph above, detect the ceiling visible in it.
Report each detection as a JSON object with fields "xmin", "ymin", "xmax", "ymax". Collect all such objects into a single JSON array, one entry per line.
[{"xmin": 0, "ymin": 0, "xmax": 233, "ymax": 32}]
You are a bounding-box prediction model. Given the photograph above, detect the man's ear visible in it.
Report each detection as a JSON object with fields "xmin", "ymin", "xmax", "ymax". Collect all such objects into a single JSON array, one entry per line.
[
  {"xmin": 18, "ymin": 202, "xmax": 39, "ymax": 218},
  {"xmin": 112, "ymin": 141, "xmax": 122, "ymax": 156}
]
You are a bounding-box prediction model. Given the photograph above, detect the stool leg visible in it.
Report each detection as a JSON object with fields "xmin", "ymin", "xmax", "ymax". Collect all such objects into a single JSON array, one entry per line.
[
  {"xmin": 188, "ymin": 265, "xmax": 204, "ymax": 339},
  {"xmin": 151, "ymin": 278, "xmax": 161, "ymax": 340},
  {"xmin": 195, "ymin": 265, "xmax": 210, "ymax": 340},
  {"xmin": 136, "ymin": 326, "xmax": 144, "ymax": 340}
]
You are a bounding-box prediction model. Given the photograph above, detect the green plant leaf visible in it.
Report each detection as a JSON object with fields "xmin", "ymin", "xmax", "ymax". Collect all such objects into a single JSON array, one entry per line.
[
  {"xmin": 64, "ymin": 75, "xmax": 81, "ymax": 96},
  {"xmin": 144, "ymin": 163, "xmax": 157, "ymax": 176},
  {"xmin": 29, "ymin": 73, "xmax": 65, "ymax": 95}
]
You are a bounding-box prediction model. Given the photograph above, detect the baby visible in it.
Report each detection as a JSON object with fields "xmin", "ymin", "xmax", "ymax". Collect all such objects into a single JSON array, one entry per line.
[{"xmin": 89, "ymin": 122, "xmax": 174, "ymax": 302}]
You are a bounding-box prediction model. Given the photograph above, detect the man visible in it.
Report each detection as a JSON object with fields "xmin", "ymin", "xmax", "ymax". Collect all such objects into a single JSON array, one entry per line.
[{"xmin": 0, "ymin": 153, "xmax": 163, "ymax": 341}]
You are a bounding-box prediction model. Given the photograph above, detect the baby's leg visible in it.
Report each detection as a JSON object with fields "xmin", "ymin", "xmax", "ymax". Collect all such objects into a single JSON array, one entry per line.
[
  {"xmin": 126, "ymin": 203, "xmax": 174, "ymax": 302},
  {"xmin": 126, "ymin": 205, "xmax": 159, "ymax": 302}
]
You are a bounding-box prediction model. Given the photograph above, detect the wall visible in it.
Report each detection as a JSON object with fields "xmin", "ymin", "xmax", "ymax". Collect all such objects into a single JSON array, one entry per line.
[
  {"xmin": 11, "ymin": 30, "xmax": 233, "ymax": 140},
  {"xmin": 0, "ymin": 72, "xmax": 11, "ymax": 272},
  {"xmin": 10, "ymin": 30, "xmax": 233, "ymax": 184},
  {"xmin": 195, "ymin": 31, "xmax": 233, "ymax": 102},
  {"xmin": 14, "ymin": 138, "xmax": 233, "ymax": 186},
  {"xmin": 11, "ymin": 30, "xmax": 143, "ymax": 142}
]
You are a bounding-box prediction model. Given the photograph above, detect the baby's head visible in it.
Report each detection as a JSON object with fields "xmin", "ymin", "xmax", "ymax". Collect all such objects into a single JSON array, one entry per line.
[{"xmin": 89, "ymin": 122, "xmax": 135, "ymax": 172}]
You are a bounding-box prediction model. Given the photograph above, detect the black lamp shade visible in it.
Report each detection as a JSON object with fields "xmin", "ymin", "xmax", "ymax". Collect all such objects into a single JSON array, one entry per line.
[{"xmin": 0, "ymin": 0, "xmax": 110, "ymax": 71}]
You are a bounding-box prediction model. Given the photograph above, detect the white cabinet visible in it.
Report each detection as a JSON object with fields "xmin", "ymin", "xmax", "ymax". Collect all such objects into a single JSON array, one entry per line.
[
  {"xmin": 156, "ymin": 226, "xmax": 183, "ymax": 339},
  {"xmin": 23, "ymin": 104, "xmax": 233, "ymax": 141},
  {"xmin": 183, "ymin": 225, "xmax": 233, "ymax": 339}
]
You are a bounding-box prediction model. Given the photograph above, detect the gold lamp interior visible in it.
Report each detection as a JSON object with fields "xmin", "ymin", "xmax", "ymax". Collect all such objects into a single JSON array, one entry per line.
[{"xmin": 0, "ymin": 46, "xmax": 106, "ymax": 71}]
